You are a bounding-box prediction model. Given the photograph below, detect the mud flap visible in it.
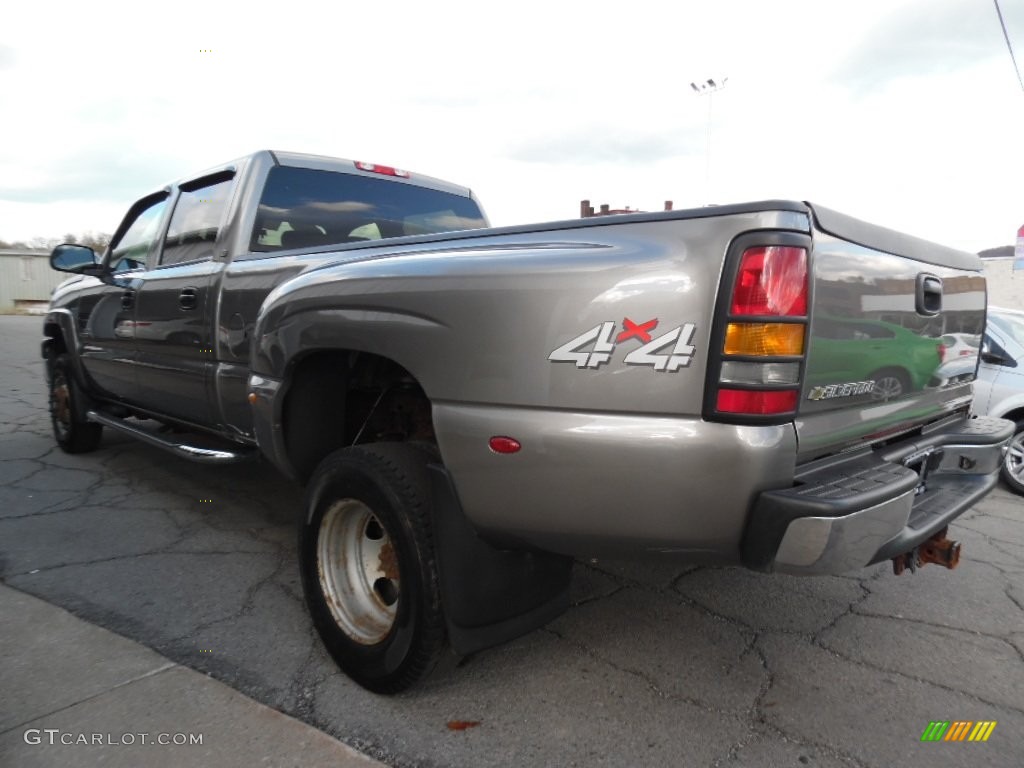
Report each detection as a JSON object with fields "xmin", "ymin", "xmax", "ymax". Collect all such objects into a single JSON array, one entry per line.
[
  {"xmin": 42, "ymin": 338, "xmax": 55, "ymax": 382},
  {"xmin": 427, "ymin": 465, "xmax": 572, "ymax": 656}
]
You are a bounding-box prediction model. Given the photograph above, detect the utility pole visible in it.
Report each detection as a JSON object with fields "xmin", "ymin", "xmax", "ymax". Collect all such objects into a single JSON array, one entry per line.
[{"xmin": 690, "ymin": 77, "xmax": 728, "ymax": 204}]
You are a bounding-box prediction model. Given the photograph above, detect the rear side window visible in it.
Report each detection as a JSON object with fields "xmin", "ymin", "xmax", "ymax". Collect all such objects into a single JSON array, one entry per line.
[
  {"xmin": 161, "ymin": 172, "xmax": 235, "ymax": 266},
  {"xmin": 251, "ymin": 166, "xmax": 486, "ymax": 252}
]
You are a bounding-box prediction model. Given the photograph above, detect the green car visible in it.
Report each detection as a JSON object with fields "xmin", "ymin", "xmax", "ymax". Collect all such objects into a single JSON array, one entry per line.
[{"xmin": 807, "ymin": 317, "xmax": 943, "ymax": 400}]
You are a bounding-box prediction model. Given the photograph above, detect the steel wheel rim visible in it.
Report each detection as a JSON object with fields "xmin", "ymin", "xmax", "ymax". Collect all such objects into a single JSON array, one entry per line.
[
  {"xmin": 1005, "ymin": 432, "xmax": 1024, "ymax": 484},
  {"xmin": 317, "ymin": 499, "xmax": 400, "ymax": 645}
]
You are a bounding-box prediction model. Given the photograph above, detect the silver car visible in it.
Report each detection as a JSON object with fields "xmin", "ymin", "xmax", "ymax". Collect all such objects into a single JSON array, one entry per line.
[{"xmin": 976, "ymin": 307, "xmax": 1024, "ymax": 494}]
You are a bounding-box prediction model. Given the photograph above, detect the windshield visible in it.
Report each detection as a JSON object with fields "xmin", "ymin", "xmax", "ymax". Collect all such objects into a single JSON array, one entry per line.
[{"xmin": 251, "ymin": 166, "xmax": 487, "ymax": 252}]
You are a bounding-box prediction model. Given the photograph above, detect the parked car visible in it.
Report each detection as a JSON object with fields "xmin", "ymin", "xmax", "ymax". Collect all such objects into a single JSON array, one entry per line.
[
  {"xmin": 807, "ymin": 317, "xmax": 944, "ymax": 400},
  {"xmin": 941, "ymin": 331, "xmax": 981, "ymax": 362},
  {"xmin": 974, "ymin": 306, "xmax": 1024, "ymax": 494}
]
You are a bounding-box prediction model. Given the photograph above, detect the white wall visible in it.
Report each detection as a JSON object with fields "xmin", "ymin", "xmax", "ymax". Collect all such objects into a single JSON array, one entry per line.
[
  {"xmin": 0, "ymin": 252, "xmax": 67, "ymax": 313},
  {"xmin": 982, "ymin": 258, "xmax": 1024, "ymax": 311}
]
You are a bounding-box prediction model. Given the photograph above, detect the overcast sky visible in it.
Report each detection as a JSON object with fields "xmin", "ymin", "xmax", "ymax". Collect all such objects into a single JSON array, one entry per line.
[{"xmin": 2, "ymin": 0, "xmax": 1022, "ymax": 252}]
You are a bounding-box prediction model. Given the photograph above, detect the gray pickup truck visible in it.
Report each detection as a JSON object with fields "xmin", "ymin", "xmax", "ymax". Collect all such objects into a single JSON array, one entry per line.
[{"xmin": 44, "ymin": 150, "xmax": 1013, "ymax": 692}]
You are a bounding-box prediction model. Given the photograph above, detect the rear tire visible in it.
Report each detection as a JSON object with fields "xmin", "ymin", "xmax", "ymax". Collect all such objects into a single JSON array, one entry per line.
[
  {"xmin": 1002, "ymin": 421, "xmax": 1024, "ymax": 496},
  {"xmin": 49, "ymin": 353, "xmax": 103, "ymax": 453},
  {"xmin": 299, "ymin": 442, "xmax": 448, "ymax": 693}
]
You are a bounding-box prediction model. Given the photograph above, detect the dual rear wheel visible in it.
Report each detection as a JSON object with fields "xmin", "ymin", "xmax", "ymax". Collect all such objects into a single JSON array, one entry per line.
[{"xmin": 299, "ymin": 443, "xmax": 449, "ymax": 693}]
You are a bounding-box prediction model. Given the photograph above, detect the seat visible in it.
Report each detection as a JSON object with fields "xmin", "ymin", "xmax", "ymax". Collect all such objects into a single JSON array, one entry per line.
[{"xmin": 280, "ymin": 224, "xmax": 330, "ymax": 250}]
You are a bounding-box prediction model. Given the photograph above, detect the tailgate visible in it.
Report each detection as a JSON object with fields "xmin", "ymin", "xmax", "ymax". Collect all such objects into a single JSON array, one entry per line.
[{"xmin": 797, "ymin": 204, "xmax": 986, "ymax": 462}]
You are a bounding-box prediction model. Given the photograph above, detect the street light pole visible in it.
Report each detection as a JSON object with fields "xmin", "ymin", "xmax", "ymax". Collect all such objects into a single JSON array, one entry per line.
[{"xmin": 690, "ymin": 77, "xmax": 728, "ymax": 204}]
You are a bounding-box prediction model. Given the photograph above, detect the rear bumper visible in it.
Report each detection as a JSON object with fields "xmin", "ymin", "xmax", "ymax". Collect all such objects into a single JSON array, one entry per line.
[{"xmin": 742, "ymin": 416, "xmax": 1014, "ymax": 575}]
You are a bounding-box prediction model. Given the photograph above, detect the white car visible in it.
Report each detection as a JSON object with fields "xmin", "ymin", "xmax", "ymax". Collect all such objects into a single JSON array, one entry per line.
[
  {"xmin": 974, "ymin": 307, "xmax": 1024, "ymax": 495},
  {"xmin": 940, "ymin": 331, "xmax": 981, "ymax": 362}
]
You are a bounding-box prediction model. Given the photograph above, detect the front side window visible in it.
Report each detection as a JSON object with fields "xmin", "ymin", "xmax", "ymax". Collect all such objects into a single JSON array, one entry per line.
[
  {"xmin": 108, "ymin": 194, "xmax": 170, "ymax": 271},
  {"xmin": 251, "ymin": 166, "xmax": 487, "ymax": 252},
  {"xmin": 989, "ymin": 312, "xmax": 1024, "ymax": 348},
  {"xmin": 160, "ymin": 173, "xmax": 235, "ymax": 266}
]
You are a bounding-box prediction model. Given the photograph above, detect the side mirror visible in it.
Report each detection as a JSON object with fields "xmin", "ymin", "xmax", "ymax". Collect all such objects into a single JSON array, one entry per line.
[
  {"xmin": 980, "ymin": 342, "xmax": 1011, "ymax": 367},
  {"xmin": 49, "ymin": 243, "xmax": 103, "ymax": 275}
]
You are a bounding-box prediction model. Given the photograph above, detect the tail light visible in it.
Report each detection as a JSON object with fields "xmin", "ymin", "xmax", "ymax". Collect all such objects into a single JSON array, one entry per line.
[
  {"xmin": 730, "ymin": 246, "xmax": 808, "ymax": 316},
  {"xmin": 937, "ymin": 342, "xmax": 946, "ymax": 363},
  {"xmin": 708, "ymin": 243, "xmax": 809, "ymax": 421},
  {"xmin": 354, "ymin": 161, "xmax": 411, "ymax": 178}
]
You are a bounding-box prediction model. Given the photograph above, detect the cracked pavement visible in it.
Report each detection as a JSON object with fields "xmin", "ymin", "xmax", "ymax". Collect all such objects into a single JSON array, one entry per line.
[{"xmin": 1, "ymin": 315, "xmax": 1022, "ymax": 767}]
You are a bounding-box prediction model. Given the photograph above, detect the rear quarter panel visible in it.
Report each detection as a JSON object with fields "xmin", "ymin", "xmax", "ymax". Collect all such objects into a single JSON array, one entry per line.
[{"xmin": 252, "ymin": 207, "xmax": 810, "ymax": 558}]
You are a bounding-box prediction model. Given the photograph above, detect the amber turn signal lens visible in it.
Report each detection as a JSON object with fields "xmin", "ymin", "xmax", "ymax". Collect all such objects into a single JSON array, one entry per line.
[{"xmin": 724, "ymin": 323, "xmax": 804, "ymax": 356}]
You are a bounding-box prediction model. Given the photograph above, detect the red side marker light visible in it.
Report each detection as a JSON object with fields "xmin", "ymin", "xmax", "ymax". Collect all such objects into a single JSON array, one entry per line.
[{"xmin": 489, "ymin": 436, "xmax": 521, "ymax": 454}]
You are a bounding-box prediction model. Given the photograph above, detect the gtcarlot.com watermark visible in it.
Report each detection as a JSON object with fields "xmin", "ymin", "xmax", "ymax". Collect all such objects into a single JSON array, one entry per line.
[{"xmin": 24, "ymin": 729, "xmax": 203, "ymax": 746}]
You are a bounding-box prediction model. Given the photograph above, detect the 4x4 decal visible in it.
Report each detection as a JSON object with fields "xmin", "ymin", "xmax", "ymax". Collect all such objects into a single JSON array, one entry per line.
[{"xmin": 548, "ymin": 317, "xmax": 697, "ymax": 371}]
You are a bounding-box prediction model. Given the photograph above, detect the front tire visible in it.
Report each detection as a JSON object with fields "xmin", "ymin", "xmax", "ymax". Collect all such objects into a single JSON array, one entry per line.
[
  {"xmin": 1002, "ymin": 421, "xmax": 1024, "ymax": 496},
  {"xmin": 299, "ymin": 443, "xmax": 448, "ymax": 693},
  {"xmin": 49, "ymin": 353, "xmax": 103, "ymax": 453}
]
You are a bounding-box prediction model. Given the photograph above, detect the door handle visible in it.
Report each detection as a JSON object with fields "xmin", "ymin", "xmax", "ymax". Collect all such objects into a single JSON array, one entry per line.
[
  {"xmin": 121, "ymin": 290, "xmax": 135, "ymax": 310},
  {"xmin": 916, "ymin": 274, "xmax": 942, "ymax": 316},
  {"xmin": 179, "ymin": 287, "xmax": 198, "ymax": 311}
]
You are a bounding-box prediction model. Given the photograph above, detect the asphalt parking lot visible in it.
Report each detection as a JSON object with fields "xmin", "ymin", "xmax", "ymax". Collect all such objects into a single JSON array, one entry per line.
[{"xmin": 1, "ymin": 314, "xmax": 1022, "ymax": 768}]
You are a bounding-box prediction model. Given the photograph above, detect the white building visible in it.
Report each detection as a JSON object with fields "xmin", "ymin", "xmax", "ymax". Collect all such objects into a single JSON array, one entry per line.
[
  {"xmin": 981, "ymin": 258, "xmax": 1024, "ymax": 311},
  {"xmin": 0, "ymin": 250, "xmax": 68, "ymax": 314}
]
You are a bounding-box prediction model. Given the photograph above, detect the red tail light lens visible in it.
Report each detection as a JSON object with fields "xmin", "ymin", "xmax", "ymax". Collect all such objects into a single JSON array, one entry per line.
[
  {"xmin": 936, "ymin": 342, "xmax": 946, "ymax": 363},
  {"xmin": 355, "ymin": 161, "xmax": 411, "ymax": 178},
  {"xmin": 716, "ymin": 389, "xmax": 798, "ymax": 415},
  {"xmin": 730, "ymin": 246, "xmax": 808, "ymax": 317}
]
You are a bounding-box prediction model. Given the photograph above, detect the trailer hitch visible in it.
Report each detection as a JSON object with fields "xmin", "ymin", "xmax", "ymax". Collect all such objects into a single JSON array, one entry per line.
[{"xmin": 892, "ymin": 526, "xmax": 961, "ymax": 575}]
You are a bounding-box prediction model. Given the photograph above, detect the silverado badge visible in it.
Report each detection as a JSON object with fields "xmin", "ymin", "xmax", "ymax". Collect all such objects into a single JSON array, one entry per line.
[{"xmin": 807, "ymin": 380, "xmax": 877, "ymax": 400}]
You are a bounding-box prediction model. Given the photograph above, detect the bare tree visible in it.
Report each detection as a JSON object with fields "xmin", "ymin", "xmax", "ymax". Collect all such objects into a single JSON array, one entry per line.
[
  {"xmin": 0, "ymin": 231, "xmax": 112, "ymax": 251},
  {"xmin": 79, "ymin": 231, "xmax": 112, "ymax": 252},
  {"xmin": 29, "ymin": 236, "xmax": 59, "ymax": 250}
]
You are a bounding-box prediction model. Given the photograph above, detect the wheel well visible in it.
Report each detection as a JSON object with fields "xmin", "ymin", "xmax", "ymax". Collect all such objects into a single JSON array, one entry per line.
[
  {"xmin": 282, "ymin": 351, "xmax": 435, "ymax": 483},
  {"xmin": 1001, "ymin": 406, "xmax": 1024, "ymax": 426}
]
